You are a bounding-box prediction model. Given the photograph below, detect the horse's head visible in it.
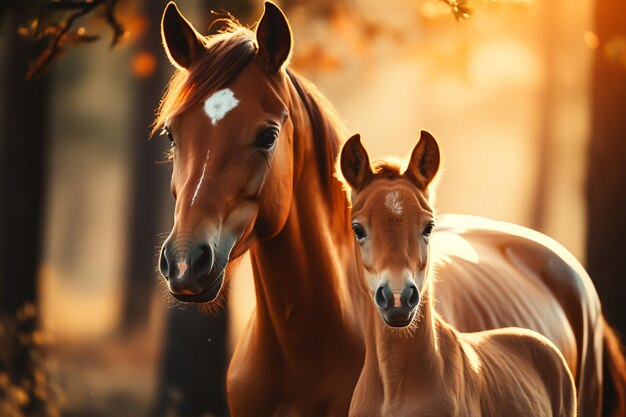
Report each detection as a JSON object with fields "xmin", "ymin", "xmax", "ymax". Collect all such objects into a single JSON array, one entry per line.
[
  {"xmin": 155, "ymin": 2, "xmax": 296, "ymax": 304},
  {"xmin": 340, "ymin": 131, "xmax": 440, "ymax": 327}
]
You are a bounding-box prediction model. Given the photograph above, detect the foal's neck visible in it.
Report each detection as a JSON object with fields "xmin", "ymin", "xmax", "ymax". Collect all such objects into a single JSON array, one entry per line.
[
  {"xmin": 365, "ymin": 272, "xmax": 468, "ymax": 401},
  {"xmin": 372, "ymin": 286, "xmax": 444, "ymax": 383}
]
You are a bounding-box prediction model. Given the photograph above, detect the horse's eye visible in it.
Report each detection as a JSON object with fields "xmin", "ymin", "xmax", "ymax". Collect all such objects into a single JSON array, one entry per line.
[
  {"xmin": 255, "ymin": 128, "xmax": 279, "ymax": 151},
  {"xmin": 161, "ymin": 127, "xmax": 175, "ymax": 147},
  {"xmin": 352, "ymin": 223, "xmax": 367, "ymax": 242},
  {"xmin": 422, "ymin": 221, "xmax": 435, "ymax": 239}
]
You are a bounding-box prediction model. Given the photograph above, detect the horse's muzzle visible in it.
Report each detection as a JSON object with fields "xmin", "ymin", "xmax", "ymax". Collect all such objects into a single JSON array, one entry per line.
[
  {"xmin": 159, "ymin": 239, "xmax": 223, "ymax": 303},
  {"xmin": 375, "ymin": 281, "xmax": 419, "ymax": 327}
]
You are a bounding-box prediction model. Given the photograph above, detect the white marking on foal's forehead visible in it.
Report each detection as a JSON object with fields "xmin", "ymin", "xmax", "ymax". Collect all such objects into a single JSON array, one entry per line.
[
  {"xmin": 385, "ymin": 191, "xmax": 403, "ymax": 218},
  {"xmin": 203, "ymin": 88, "xmax": 240, "ymax": 126}
]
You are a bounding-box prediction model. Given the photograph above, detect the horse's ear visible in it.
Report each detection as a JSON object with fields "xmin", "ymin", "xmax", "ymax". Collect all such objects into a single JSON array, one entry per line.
[
  {"xmin": 161, "ymin": 2, "xmax": 206, "ymax": 69},
  {"xmin": 256, "ymin": 1, "xmax": 293, "ymax": 72},
  {"xmin": 340, "ymin": 134, "xmax": 373, "ymax": 191},
  {"xmin": 405, "ymin": 130, "xmax": 440, "ymax": 189}
]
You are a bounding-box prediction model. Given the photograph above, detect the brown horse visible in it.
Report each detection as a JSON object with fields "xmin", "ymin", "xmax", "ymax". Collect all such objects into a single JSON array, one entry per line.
[
  {"xmin": 155, "ymin": 2, "xmax": 366, "ymax": 415},
  {"xmin": 153, "ymin": 2, "xmax": 626, "ymax": 416},
  {"xmin": 341, "ymin": 131, "xmax": 577, "ymax": 417}
]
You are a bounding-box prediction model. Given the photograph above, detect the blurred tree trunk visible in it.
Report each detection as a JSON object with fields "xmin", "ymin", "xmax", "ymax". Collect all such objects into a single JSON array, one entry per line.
[
  {"xmin": 154, "ymin": 308, "xmax": 230, "ymax": 417},
  {"xmin": 587, "ymin": 0, "xmax": 626, "ymax": 336},
  {"xmin": 120, "ymin": 0, "xmax": 172, "ymax": 331},
  {"xmin": 0, "ymin": 11, "xmax": 49, "ymax": 315},
  {"xmin": 531, "ymin": 0, "xmax": 556, "ymax": 231},
  {"xmin": 0, "ymin": 11, "xmax": 58, "ymax": 417}
]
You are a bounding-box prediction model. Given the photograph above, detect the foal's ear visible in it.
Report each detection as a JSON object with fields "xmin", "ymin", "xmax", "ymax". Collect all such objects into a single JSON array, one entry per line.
[
  {"xmin": 340, "ymin": 134, "xmax": 373, "ymax": 191},
  {"xmin": 256, "ymin": 2, "xmax": 293, "ymax": 72},
  {"xmin": 405, "ymin": 130, "xmax": 440, "ymax": 189},
  {"xmin": 161, "ymin": 2, "xmax": 206, "ymax": 70}
]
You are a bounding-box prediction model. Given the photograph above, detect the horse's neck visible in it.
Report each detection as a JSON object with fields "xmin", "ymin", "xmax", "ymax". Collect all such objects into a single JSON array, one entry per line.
[
  {"xmin": 250, "ymin": 186, "xmax": 354, "ymax": 330},
  {"xmin": 248, "ymin": 77, "xmax": 363, "ymax": 361}
]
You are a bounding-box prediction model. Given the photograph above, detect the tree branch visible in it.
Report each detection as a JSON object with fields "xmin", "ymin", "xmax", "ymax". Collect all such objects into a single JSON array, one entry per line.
[
  {"xmin": 439, "ymin": 0, "xmax": 472, "ymax": 21},
  {"xmin": 19, "ymin": 0, "xmax": 125, "ymax": 79}
]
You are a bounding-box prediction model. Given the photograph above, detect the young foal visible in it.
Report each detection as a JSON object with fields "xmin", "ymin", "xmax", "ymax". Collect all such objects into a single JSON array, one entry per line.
[{"xmin": 341, "ymin": 131, "xmax": 576, "ymax": 417}]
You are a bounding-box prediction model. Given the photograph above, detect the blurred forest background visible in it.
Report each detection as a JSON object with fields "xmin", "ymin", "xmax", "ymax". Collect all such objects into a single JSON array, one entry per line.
[{"xmin": 0, "ymin": 0, "xmax": 625, "ymax": 416}]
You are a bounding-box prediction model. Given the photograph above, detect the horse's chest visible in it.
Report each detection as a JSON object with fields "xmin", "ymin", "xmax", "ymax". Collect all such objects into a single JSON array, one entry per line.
[
  {"xmin": 379, "ymin": 396, "xmax": 458, "ymax": 417},
  {"xmin": 228, "ymin": 344, "xmax": 357, "ymax": 417}
]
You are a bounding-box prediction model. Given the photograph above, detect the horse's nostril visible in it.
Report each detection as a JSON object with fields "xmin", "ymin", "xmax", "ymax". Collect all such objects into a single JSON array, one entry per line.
[
  {"xmin": 190, "ymin": 242, "xmax": 214, "ymax": 278},
  {"xmin": 405, "ymin": 284, "xmax": 420, "ymax": 308},
  {"xmin": 375, "ymin": 285, "xmax": 393, "ymax": 310},
  {"xmin": 159, "ymin": 245, "xmax": 170, "ymax": 279}
]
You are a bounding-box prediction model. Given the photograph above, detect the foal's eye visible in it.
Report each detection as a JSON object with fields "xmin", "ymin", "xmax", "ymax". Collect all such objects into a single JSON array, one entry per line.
[
  {"xmin": 255, "ymin": 128, "xmax": 279, "ymax": 151},
  {"xmin": 161, "ymin": 127, "xmax": 175, "ymax": 147},
  {"xmin": 422, "ymin": 221, "xmax": 435, "ymax": 239},
  {"xmin": 352, "ymin": 223, "xmax": 367, "ymax": 242}
]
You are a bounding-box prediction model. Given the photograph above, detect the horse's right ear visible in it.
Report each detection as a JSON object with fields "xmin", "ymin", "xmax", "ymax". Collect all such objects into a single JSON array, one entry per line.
[
  {"xmin": 161, "ymin": 2, "xmax": 206, "ymax": 69},
  {"xmin": 340, "ymin": 134, "xmax": 373, "ymax": 191}
]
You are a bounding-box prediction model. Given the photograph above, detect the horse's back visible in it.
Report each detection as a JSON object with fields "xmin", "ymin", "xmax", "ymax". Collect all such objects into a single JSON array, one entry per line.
[{"xmin": 432, "ymin": 214, "xmax": 603, "ymax": 417}]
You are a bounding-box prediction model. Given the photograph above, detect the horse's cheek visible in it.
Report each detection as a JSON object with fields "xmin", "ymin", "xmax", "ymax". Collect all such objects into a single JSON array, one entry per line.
[{"xmin": 255, "ymin": 152, "xmax": 293, "ymax": 239}]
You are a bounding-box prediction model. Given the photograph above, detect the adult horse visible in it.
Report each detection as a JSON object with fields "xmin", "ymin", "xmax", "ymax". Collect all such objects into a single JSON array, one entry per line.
[
  {"xmin": 153, "ymin": 2, "xmax": 626, "ymax": 416},
  {"xmin": 156, "ymin": 3, "xmax": 365, "ymax": 415}
]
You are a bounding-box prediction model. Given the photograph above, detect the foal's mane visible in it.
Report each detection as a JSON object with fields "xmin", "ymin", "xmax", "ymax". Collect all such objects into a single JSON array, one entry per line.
[
  {"xmin": 338, "ymin": 157, "xmax": 407, "ymax": 197},
  {"xmin": 371, "ymin": 159, "xmax": 404, "ymax": 177},
  {"xmin": 339, "ymin": 156, "xmax": 438, "ymax": 213},
  {"xmin": 153, "ymin": 18, "xmax": 349, "ymax": 217}
]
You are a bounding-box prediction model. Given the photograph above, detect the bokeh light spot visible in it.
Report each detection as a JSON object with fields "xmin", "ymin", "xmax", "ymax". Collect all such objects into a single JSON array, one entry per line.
[
  {"xmin": 584, "ymin": 30, "xmax": 599, "ymax": 49},
  {"xmin": 131, "ymin": 51, "xmax": 156, "ymax": 78}
]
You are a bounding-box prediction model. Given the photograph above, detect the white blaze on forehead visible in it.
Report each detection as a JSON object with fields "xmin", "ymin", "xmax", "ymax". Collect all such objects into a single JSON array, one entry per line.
[
  {"xmin": 385, "ymin": 191, "xmax": 403, "ymax": 218},
  {"xmin": 203, "ymin": 88, "xmax": 239, "ymax": 126}
]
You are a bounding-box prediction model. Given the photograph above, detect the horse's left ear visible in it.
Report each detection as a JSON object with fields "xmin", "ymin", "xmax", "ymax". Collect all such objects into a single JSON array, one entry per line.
[
  {"xmin": 340, "ymin": 134, "xmax": 373, "ymax": 191},
  {"xmin": 161, "ymin": 2, "xmax": 206, "ymax": 70},
  {"xmin": 256, "ymin": 1, "xmax": 293, "ymax": 72},
  {"xmin": 405, "ymin": 130, "xmax": 440, "ymax": 189}
]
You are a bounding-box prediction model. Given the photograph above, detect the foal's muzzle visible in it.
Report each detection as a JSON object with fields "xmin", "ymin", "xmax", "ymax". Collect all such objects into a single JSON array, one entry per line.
[
  {"xmin": 159, "ymin": 238, "xmax": 223, "ymax": 303},
  {"xmin": 375, "ymin": 281, "xmax": 419, "ymax": 327}
]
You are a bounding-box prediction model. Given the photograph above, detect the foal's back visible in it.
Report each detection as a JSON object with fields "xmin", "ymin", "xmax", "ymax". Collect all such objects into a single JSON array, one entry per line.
[{"xmin": 458, "ymin": 326, "xmax": 576, "ymax": 417}]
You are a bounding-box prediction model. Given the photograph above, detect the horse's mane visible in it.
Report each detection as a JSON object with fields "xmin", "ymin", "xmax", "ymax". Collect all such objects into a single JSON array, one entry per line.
[
  {"xmin": 153, "ymin": 18, "xmax": 349, "ymax": 216},
  {"xmin": 286, "ymin": 69, "xmax": 349, "ymax": 208}
]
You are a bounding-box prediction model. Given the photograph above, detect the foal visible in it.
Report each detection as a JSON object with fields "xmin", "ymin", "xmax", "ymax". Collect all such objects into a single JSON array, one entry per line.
[{"xmin": 340, "ymin": 131, "xmax": 576, "ymax": 417}]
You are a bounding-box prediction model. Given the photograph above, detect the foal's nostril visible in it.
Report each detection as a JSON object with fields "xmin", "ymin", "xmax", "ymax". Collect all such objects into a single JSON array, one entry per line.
[
  {"xmin": 375, "ymin": 284, "xmax": 394, "ymax": 310},
  {"xmin": 190, "ymin": 242, "xmax": 214, "ymax": 278},
  {"xmin": 159, "ymin": 245, "xmax": 170, "ymax": 279},
  {"xmin": 403, "ymin": 284, "xmax": 420, "ymax": 309}
]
